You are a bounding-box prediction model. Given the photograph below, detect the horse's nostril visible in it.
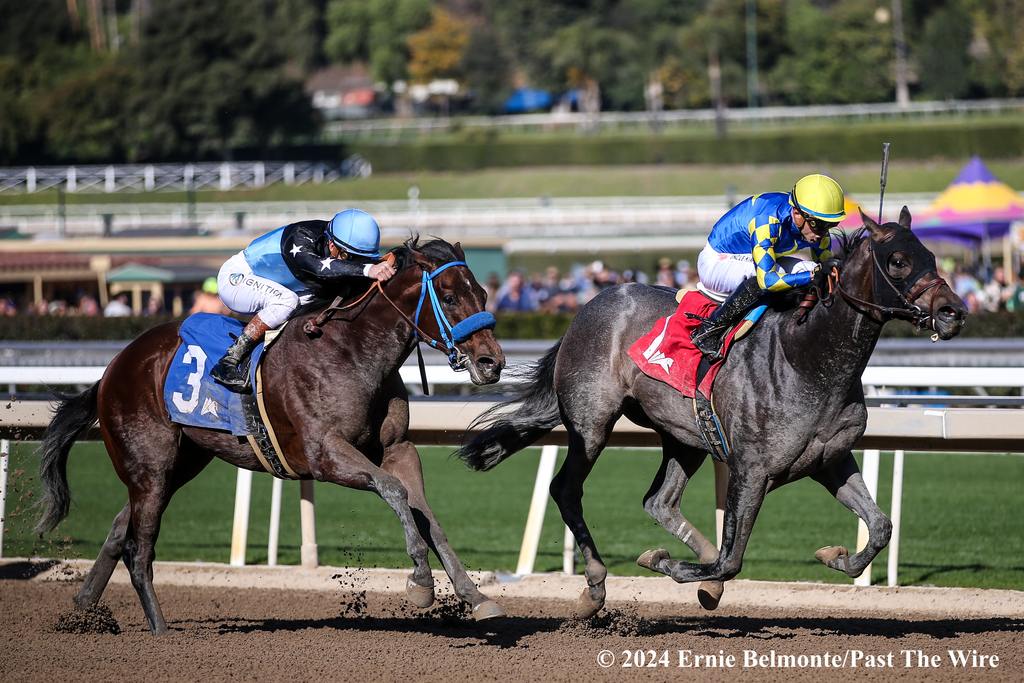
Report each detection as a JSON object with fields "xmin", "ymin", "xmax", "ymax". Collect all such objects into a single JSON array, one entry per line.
[
  {"xmin": 477, "ymin": 355, "xmax": 497, "ymax": 368},
  {"xmin": 938, "ymin": 305, "xmax": 961, "ymax": 320}
]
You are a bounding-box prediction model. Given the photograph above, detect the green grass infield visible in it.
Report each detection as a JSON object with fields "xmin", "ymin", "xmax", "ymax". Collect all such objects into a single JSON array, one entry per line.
[{"xmin": 3, "ymin": 442, "xmax": 1021, "ymax": 589}]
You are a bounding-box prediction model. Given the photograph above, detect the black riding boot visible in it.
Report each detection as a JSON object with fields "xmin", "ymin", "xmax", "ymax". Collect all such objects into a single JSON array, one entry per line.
[
  {"xmin": 210, "ymin": 332, "xmax": 259, "ymax": 392},
  {"xmin": 691, "ymin": 276, "xmax": 763, "ymax": 361}
]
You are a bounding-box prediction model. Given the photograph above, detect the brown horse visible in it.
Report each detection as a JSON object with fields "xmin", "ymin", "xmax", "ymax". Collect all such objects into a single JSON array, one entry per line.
[{"xmin": 36, "ymin": 237, "xmax": 507, "ymax": 634}]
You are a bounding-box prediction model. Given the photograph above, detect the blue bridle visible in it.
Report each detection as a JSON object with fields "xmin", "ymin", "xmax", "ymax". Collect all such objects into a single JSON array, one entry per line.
[{"xmin": 412, "ymin": 260, "xmax": 497, "ymax": 370}]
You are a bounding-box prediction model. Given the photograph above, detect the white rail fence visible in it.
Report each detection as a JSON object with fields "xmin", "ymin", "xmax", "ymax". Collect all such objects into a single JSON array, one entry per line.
[
  {"xmin": 2, "ymin": 365, "xmax": 1022, "ymax": 588},
  {"xmin": 324, "ymin": 98, "xmax": 1024, "ymax": 140},
  {"xmin": 0, "ymin": 160, "xmax": 370, "ymax": 195}
]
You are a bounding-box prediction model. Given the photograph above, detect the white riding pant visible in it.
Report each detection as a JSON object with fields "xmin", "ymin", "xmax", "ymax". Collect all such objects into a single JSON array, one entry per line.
[
  {"xmin": 697, "ymin": 243, "xmax": 817, "ymax": 297},
  {"xmin": 217, "ymin": 252, "xmax": 304, "ymax": 328}
]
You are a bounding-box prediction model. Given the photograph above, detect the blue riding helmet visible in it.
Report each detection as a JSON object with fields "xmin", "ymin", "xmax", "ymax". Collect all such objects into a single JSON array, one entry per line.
[{"xmin": 327, "ymin": 209, "xmax": 381, "ymax": 258}]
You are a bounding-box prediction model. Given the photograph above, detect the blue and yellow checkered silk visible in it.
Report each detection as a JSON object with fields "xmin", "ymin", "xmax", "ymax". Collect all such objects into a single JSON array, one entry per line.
[{"xmin": 707, "ymin": 192, "xmax": 833, "ymax": 292}]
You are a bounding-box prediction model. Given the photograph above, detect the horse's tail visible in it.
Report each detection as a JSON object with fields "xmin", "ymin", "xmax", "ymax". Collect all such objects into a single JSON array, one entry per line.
[
  {"xmin": 456, "ymin": 340, "xmax": 562, "ymax": 471},
  {"xmin": 35, "ymin": 382, "xmax": 99, "ymax": 535}
]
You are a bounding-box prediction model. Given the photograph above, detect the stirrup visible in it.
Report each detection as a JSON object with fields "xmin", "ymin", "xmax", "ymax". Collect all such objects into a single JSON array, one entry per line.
[{"xmin": 211, "ymin": 361, "xmax": 251, "ymax": 393}]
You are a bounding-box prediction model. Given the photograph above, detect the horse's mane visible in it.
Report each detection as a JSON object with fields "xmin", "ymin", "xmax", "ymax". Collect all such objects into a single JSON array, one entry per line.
[{"xmin": 294, "ymin": 234, "xmax": 461, "ymax": 317}]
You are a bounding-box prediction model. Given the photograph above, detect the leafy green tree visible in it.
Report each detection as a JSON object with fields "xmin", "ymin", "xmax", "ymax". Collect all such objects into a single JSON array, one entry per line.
[
  {"xmin": 769, "ymin": 0, "xmax": 893, "ymax": 105},
  {"xmin": 918, "ymin": 3, "xmax": 972, "ymax": 99},
  {"xmin": 128, "ymin": 0, "xmax": 315, "ymax": 160},
  {"xmin": 38, "ymin": 63, "xmax": 134, "ymax": 161},
  {"xmin": 324, "ymin": 0, "xmax": 430, "ymax": 85},
  {"xmin": 460, "ymin": 23, "xmax": 513, "ymax": 113}
]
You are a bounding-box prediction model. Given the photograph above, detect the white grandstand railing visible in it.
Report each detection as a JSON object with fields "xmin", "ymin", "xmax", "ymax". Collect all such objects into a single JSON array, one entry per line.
[
  {"xmin": 0, "ymin": 193, "xmax": 938, "ymax": 239},
  {"xmin": 323, "ymin": 98, "xmax": 1024, "ymax": 139},
  {"xmin": 0, "ymin": 160, "xmax": 370, "ymax": 195}
]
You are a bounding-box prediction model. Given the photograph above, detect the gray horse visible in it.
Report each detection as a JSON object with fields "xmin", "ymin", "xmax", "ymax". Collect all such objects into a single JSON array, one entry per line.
[{"xmin": 457, "ymin": 208, "xmax": 967, "ymax": 617}]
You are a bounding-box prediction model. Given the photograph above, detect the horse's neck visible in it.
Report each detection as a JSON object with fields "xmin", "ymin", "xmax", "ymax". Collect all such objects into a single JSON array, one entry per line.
[{"xmin": 781, "ymin": 250, "xmax": 883, "ymax": 392}]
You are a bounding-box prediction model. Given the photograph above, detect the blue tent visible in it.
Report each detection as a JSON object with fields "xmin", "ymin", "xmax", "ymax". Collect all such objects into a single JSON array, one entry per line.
[{"xmin": 503, "ymin": 88, "xmax": 552, "ymax": 113}]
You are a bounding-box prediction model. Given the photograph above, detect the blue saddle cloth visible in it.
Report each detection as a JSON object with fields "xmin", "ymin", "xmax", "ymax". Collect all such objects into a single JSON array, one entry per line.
[{"xmin": 163, "ymin": 313, "xmax": 267, "ymax": 435}]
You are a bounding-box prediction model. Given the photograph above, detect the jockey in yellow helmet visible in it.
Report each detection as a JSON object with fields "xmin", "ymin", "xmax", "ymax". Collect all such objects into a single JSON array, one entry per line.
[{"xmin": 692, "ymin": 174, "xmax": 846, "ymax": 360}]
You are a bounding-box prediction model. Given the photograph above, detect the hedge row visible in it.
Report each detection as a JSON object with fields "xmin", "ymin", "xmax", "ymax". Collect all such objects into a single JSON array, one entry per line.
[
  {"xmin": 351, "ymin": 120, "xmax": 1024, "ymax": 172},
  {"xmin": 2, "ymin": 310, "xmax": 1021, "ymax": 341}
]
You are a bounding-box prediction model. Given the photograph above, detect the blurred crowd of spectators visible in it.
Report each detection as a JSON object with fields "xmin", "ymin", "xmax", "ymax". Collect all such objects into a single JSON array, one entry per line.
[
  {"xmin": 485, "ymin": 258, "xmax": 1024, "ymax": 315},
  {"xmin": 484, "ymin": 258, "xmax": 699, "ymax": 314},
  {"xmin": 2, "ymin": 258, "xmax": 1022, "ymax": 319}
]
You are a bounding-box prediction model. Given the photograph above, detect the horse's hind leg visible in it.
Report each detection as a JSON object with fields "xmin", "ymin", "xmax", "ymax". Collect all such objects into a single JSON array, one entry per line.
[
  {"xmin": 812, "ymin": 451, "xmax": 892, "ymax": 578},
  {"xmin": 74, "ymin": 503, "xmax": 130, "ymax": 609},
  {"xmin": 381, "ymin": 440, "xmax": 504, "ymax": 619},
  {"xmin": 637, "ymin": 439, "xmax": 725, "ymax": 609},
  {"xmin": 551, "ymin": 422, "xmax": 613, "ymax": 619},
  {"xmin": 114, "ymin": 431, "xmax": 214, "ymax": 634}
]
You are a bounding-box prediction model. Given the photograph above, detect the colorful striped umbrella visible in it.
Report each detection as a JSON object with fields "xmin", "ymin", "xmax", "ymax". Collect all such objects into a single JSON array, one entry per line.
[{"xmin": 913, "ymin": 157, "xmax": 1024, "ymax": 245}]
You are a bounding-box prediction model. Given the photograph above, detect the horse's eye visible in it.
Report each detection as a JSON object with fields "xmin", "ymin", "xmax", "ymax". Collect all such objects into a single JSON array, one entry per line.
[{"xmin": 443, "ymin": 294, "xmax": 457, "ymax": 306}]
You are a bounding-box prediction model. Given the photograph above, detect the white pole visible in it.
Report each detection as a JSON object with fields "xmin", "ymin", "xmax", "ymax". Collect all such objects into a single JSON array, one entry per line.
[
  {"xmin": 855, "ymin": 449, "xmax": 881, "ymax": 587},
  {"xmin": 267, "ymin": 477, "xmax": 283, "ymax": 566},
  {"xmin": 887, "ymin": 449, "xmax": 905, "ymax": 587},
  {"xmin": 516, "ymin": 445, "xmax": 559, "ymax": 575},
  {"xmin": 229, "ymin": 469, "xmax": 253, "ymax": 566},
  {"xmin": 0, "ymin": 439, "xmax": 9, "ymax": 558},
  {"xmin": 299, "ymin": 480, "xmax": 318, "ymax": 569},
  {"xmin": 562, "ymin": 525, "xmax": 574, "ymax": 575},
  {"xmin": 713, "ymin": 461, "xmax": 729, "ymax": 549}
]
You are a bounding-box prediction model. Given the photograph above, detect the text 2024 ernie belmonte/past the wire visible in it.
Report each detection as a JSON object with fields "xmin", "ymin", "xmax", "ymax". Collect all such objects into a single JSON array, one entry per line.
[{"xmin": 599, "ymin": 648, "xmax": 1001, "ymax": 669}]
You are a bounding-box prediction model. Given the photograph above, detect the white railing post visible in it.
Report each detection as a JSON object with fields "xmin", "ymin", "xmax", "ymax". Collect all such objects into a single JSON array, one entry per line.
[
  {"xmin": 516, "ymin": 445, "xmax": 559, "ymax": 575},
  {"xmin": 299, "ymin": 479, "xmax": 318, "ymax": 568},
  {"xmin": 267, "ymin": 477, "xmax": 283, "ymax": 566},
  {"xmin": 283, "ymin": 162, "xmax": 295, "ymax": 185},
  {"xmin": 220, "ymin": 162, "xmax": 231, "ymax": 190},
  {"xmin": 144, "ymin": 165, "xmax": 155, "ymax": 191},
  {"xmin": 66, "ymin": 166, "xmax": 77, "ymax": 192},
  {"xmin": 713, "ymin": 460, "xmax": 729, "ymax": 549},
  {"xmin": 229, "ymin": 469, "xmax": 253, "ymax": 566},
  {"xmin": 887, "ymin": 449, "xmax": 905, "ymax": 587},
  {"xmin": 183, "ymin": 163, "xmax": 194, "ymax": 190},
  {"xmin": 855, "ymin": 449, "xmax": 881, "ymax": 586},
  {"xmin": 0, "ymin": 439, "xmax": 9, "ymax": 558},
  {"xmin": 105, "ymin": 165, "xmax": 116, "ymax": 193},
  {"xmin": 563, "ymin": 525, "xmax": 575, "ymax": 574},
  {"xmin": 254, "ymin": 162, "xmax": 265, "ymax": 187},
  {"xmin": 26, "ymin": 167, "xmax": 36, "ymax": 193}
]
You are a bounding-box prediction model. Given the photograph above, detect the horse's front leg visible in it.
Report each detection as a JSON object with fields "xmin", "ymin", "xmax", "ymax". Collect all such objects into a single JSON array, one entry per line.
[
  {"xmin": 811, "ymin": 451, "xmax": 892, "ymax": 578},
  {"xmin": 315, "ymin": 436, "xmax": 434, "ymax": 608},
  {"xmin": 661, "ymin": 467, "xmax": 768, "ymax": 584},
  {"xmin": 381, "ymin": 439, "xmax": 505, "ymax": 620}
]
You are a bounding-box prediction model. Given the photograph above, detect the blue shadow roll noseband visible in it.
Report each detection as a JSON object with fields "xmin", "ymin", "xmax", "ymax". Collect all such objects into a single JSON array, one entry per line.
[{"xmin": 412, "ymin": 260, "xmax": 497, "ymax": 369}]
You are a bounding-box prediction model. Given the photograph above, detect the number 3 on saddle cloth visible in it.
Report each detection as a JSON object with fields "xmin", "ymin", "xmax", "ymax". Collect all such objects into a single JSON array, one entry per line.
[
  {"xmin": 627, "ymin": 291, "xmax": 767, "ymax": 462},
  {"xmin": 162, "ymin": 313, "xmax": 295, "ymax": 478}
]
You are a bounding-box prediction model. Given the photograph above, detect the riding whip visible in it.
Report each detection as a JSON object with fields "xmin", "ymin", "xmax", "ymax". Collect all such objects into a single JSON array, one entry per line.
[{"xmin": 878, "ymin": 142, "xmax": 891, "ymax": 222}]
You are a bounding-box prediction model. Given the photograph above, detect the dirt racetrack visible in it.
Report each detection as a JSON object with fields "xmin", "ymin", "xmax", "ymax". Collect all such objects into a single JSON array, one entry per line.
[{"xmin": 1, "ymin": 560, "xmax": 1021, "ymax": 681}]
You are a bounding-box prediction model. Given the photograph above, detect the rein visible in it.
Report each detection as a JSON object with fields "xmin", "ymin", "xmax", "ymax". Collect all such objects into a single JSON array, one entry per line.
[{"xmin": 302, "ymin": 255, "xmax": 496, "ymax": 390}]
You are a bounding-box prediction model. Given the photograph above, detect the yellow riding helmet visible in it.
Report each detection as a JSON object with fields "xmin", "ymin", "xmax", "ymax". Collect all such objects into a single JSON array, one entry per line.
[
  {"xmin": 789, "ymin": 174, "xmax": 847, "ymax": 222},
  {"xmin": 202, "ymin": 277, "xmax": 218, "ymax": 295}
]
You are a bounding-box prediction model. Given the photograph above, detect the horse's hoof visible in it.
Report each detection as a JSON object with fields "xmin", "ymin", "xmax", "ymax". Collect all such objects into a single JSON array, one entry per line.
[
  {"xmin": 636, "ymin": 548, "xmax": 670, "ymax": 572},
  {"xmin": 574, "ymin": 588, "xmax": 604, "ymax": 619},
  {"xmin": 697, "ymin": 581, "xmax": 724, "ymax": 611},
  {"xmin": 405, "ymin": 578, "xmax": 435, "ymax": 609},
  {"xmin": 472, "ymin": 600, "xmax": 506, "ymax": 621},
  {"xmin": 815, "ymin": 545, "xmax": 850, "ymax": 572}
]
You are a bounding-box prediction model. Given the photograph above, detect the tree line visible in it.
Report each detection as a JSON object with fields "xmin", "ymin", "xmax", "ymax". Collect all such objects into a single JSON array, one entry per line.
[{"xmin": 1, "ymin": 0, "xmax": 1022, "ymax": 164}]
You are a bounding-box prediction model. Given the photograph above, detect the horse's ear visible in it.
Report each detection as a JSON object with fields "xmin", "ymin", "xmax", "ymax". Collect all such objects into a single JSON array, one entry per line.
[
  {"xmin": 898, "ymin": 205, "xmax": 912, "ymax": 229},
  {"xmin": 453, "ymin": 241, "xmax": 466, "ymax": 259},
  {"xmin": 860, "ymin": 208, "xmax": 887, "ymax": 241}
]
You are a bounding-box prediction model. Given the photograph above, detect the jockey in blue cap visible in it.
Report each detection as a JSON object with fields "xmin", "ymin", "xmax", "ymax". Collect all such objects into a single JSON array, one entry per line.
[{"xmin": 211, "ymin": 208, "xmax": 396, "ymax": 391}]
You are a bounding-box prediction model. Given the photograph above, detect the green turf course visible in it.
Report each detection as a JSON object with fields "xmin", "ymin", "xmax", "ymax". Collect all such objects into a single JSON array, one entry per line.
[
  {"xmin": 4, "ymin": 442, "xmax": 1021, "ymax": 589},
  {"xmin": 2, "ymin": 159, "xmax": 1022, "ymax": 206}
]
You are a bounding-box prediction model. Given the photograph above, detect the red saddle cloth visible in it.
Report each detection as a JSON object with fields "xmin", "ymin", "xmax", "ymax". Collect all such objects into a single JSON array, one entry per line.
[{"xmin": 628, "ymin": 290, "xmax": 743, "ymax": 398}]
